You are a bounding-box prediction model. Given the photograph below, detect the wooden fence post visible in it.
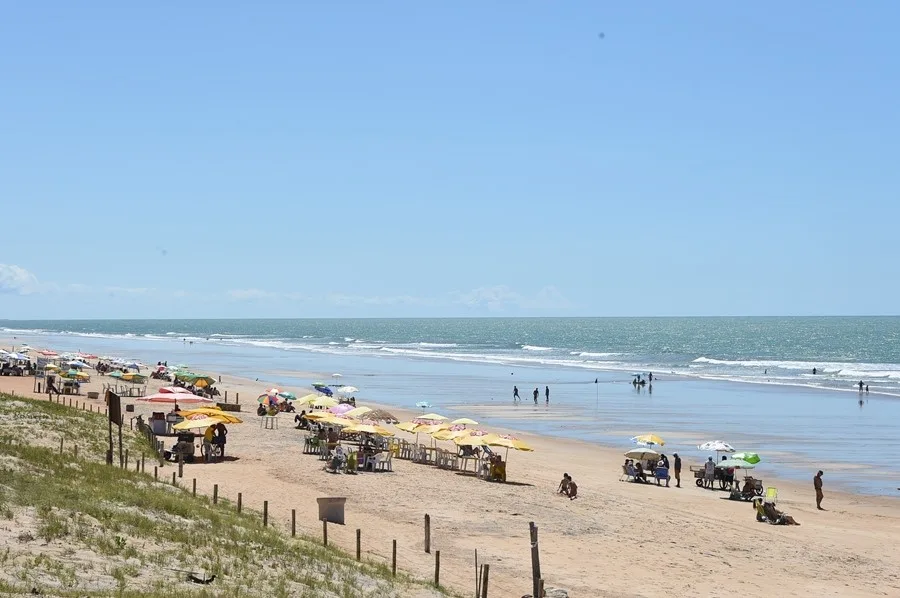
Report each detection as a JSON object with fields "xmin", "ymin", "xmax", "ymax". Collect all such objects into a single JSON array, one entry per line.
[
  {"xmin": 292, "ymin": 509, "xmax": 296, "ymax": 537},
  {"xmin": 74, "ymin": 445, "xmax": 78, "ymax": 459},
  {"xmin": 434, "ymin": 550, "xmax": 440, "ymax": 586},
  {"xmin": 154, "ymin": 466, "xmax": 158, "ymax": 480},
  {"xmin": 192, "ymin": 479, "xmax": 197, "ymax": 497},
  {"xmin": 481, "ymin": 564, "xmax": 490, "ymax": 598},
  {"xmin": 322, "ymin": 519, "xmax": 328, "ymax": 546},
  {"xmin": 263, "ymin": 501, "xmax": 268, "ymax": 527},
  {"xmin": 213, "ymin": 484, "xmax": 218, "ymax": 504},
  {"xmin": 235, "ymin": 392, "xmax": 239, "ymax": 404},
  {"xmin": 178, "ymin": 453, "xmax": 183, "ymax": 478},
  {"xmin": 392, "ymin": 540, "xmax": 397, "ymax": 576},
  {"xmin": 171, "ymin": 472, "xmax": 176, "ymax": 485},
  {"xmin": 530, "ymin": 521, "xmax": 542, "ymax": 598},
  {"xmin": 237, "ymin": 493, "xmax": 242, "ymax": 513},
  {"xmin": 141, "ymin": 454, "xmax": 146, "ymax": 473},
  {"xmin": 356, "ymin": 529, "xmax": 361, "ymax": 560},
  {"xmin": 124, "ymin": 449, "xmax": 129, "ymax": 470},
  {"xmin": 424, "ymin": 513, "xmax": 431, "ymax": 553},
  {"xmin": 59, "ymin": 438, "xmax": 63, "ymax": 454},
  {"xmin": 538, "ymin": 579, "xmax": 545, "ymax": 598}
]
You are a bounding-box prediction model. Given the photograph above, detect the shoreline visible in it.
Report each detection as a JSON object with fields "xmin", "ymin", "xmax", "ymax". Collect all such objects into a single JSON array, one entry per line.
[{"xmin": 3, "ymin": 340, "xmax": 900, "ymax": 596}]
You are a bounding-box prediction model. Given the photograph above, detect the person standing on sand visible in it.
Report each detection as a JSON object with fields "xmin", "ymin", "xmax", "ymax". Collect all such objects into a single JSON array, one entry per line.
[
  {"xmin": 704, "ymin": 456, "xmax": 715, "ymax": 489},
  {"xmin": 859, "ymin": 380, "xmax": 864, "ymax": 392},
  {"xmin": 545, "ymin": 385, "xmax": 550, "ymax": 405},
  {"xmin": 814, "ymin": 470, "xmax": 825, "ymax": 510},
  {"xmin": 533, "ymin": 387, "xmax": 539, "ymax": 405},
  {"xmin": 673, "ymin": 453, "xmax": 682, "ymax": 488},
  {"xmin": 513, "ymin": 386, "xmax": 520, "ymax": 402}
]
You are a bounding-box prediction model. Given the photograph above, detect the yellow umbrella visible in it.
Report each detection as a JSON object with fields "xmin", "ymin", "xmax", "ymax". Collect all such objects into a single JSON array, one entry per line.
[
  {"xmin": 75, "ymin": 372, "xmax": 90, "ymax": 380},
  {"xmin": 454, "ymin": 433, "xmax": 489, "ymax": 447},
  {"xmin": 413, "ymin": 423, "xmax": 450, "ymax": 435},
  {"xmin": 482, "ymin": 434, "xmax": 533, "ymax": 452},
  {"xmin": 304, "ymin": 412, "xmax": 329, "ymax": 420},
  {"xmin": 44, "ymin": 364, "xmax": 60, "ymax": 371},
  {"xmin": 450, "ymin": 417, "xmax": 479, "ymax": 425},
  {"xmin": 632, "ymin": 433, "xmax": 666, "ymax": 447},
  {"xmin": 312, "ymin": 397, "xmax": 339, "ymax": 409},
  {"xmin": 396, "ymin": 421, "xmax": 418, "ymax": 433},
  {"xmin": 414, "ymin": 413, "xmax": 447, "ymax": 422},
  {"xmin": 295, "ymin": 393, "xmax": 321, "ymax": 406},
  {"xmin": 344, "ymin": 406, "xmax": 373, "ymax": 419},
  {"xmin": 316, "ymin": 414, "xmax": 356, "ymax": 427},
  {"xmin": 433, "ymin": 428, "xmax": 479, "ymax": 442},
  {"xmin": 342, "ymin": 423, "xmax": 394, "ymax": 437},
  {"xmin": 193, "ymin": 378, "xmax": 210, "ymax": 388},
  {"xmin": 173, "ymin": 414, "xmax": 243, "ymax": 430},
  {"xmin": 177, "ymin": 407, "xmax": 223, "ymax": 417}
]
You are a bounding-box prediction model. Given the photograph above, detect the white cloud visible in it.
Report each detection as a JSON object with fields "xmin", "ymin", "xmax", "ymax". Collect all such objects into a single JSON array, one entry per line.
[
  {"xmin": 104, "ymin": 286, "xmax": 153, "ymax": 295},
  {"xmin": 0, "ymin": 264, "xmax": 42, "ymax": 295},
  {"xmin": 455, "ymin": 285, "xmax": 571, "ymax": 312},
  {"xmin": 327, "ymin": 294, "xmax": 429, "ymax": 307}
]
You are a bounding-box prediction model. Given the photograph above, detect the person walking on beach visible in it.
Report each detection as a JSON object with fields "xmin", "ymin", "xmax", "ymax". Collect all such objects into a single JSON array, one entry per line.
[
  {"xmin": 673, "ymin": 453, "xmax": 682, "ymax": 488},
  {"xmin": 513, "ymin": 386, "xmax": 520, "ymax": 402},
  {"xmin": 858, "ymin": 380, "xmax": 864, "ymax": 392},
  {"xmin": 814, "ymin": 470, "xmax": 825, "ymax": 510},
  {"xmin": 545, "ymin": 385, "xmax": 550, "ymax": 405},
  {"xmin": 704, "ymin": 456, "xmax": 716, "ymax": 489},
  {"xmin": 533, "ymin": 387, "xmax": 539, "ymax": 405}
]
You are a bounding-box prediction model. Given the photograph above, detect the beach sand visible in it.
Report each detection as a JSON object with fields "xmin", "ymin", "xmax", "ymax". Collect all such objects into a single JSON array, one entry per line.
[{"xmin": 2, "ymin": 349, "xmax": 899, "ymax": 597}]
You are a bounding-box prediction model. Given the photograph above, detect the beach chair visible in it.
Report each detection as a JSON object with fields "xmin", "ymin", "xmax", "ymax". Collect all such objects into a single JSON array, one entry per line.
[
  {"xmin": 754, "ymin": 499, "xmax": 768, "ymax": 522},
  {"xmin": 655, "ymin": 466, "xmax": 670, "ymax": 486},
  {"xmin": 764, "ymin": 487, "xmax": 778, "ymax": 504},
  {"xmin": 375, "ymin": 452, "xmax": 393, "ymax": 472},
  {"xmin": 620, "ymin": 465, "xmax": 634, "ymax": 482}
]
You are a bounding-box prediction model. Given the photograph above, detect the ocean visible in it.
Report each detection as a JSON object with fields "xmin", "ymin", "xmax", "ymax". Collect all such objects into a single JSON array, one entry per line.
[
  {"xmin": 3, "ymin": 317, "xmax": 900, "ymax": 396},
  {"xmin": 3, "ymin": 317, "xmax": 900, "ymax": 495}
]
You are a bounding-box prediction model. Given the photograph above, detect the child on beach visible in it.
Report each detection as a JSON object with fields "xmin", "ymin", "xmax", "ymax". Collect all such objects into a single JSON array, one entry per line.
[{"xmin": 557, "ymin": 473, "xmax": 571, "ymax": 495}]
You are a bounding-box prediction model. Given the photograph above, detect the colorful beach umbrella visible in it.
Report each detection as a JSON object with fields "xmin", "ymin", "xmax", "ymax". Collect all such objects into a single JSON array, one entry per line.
[
  {"xmin": 717, "ymin": 458, "xmax": 756, "ymax": 470},
  {"xmin": 698, "ymin": 440, "xmax": 736, "ymax": 453},
  {"xmin": 413, "ymin": 413, "xmax": 448, "ymax": 424},
  {"xmin": 173, "ymin": 414, "xmax": 243, "ymax": 431},
  {"xmin": 625, "ymin": 447, "xmax": 659, "ymax": 461},
  {"xmin": 277, "ymin": 391, "xmax": 297, "ymax": 401},
  {"xmin": 328, "ymin": 403, "xmax": 355, "ymax": 415},
  {"xmin": 482, "ymin": 434, "xmax": 533, "ymax": 452}
]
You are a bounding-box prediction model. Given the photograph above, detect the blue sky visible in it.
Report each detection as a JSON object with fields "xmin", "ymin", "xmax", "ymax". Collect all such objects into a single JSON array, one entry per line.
[{"xmin": 1, "ymin": 2, "xmax": 898, "ymax": 318}]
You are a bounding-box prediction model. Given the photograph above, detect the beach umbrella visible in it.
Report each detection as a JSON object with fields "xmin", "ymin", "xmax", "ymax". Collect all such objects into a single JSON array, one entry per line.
[
  {"xmin": 450, "ymin": 417, "xmax": 479, "ymax": 426},
  {"xmin": 137, "ymin": 392, "xmax": 215, "ymax": 405},
  {"xmin": 67, "ymin": 360, "xmax": 90, "ymax": 369},
  {"xmin": 717, "ymin": 458, "xmax": 757, "ymax": 470},
  {"xmin": 344, "ymin": 406, "xmax": 372, "ymax": 419},
  {"xmin": 331, "ymin": 373, "xmax": 342, "ymax": 380},
  {"xmin": 108, "ymin": 371, "xmax": 124, "ymax": 379},
  {"xmin": 44, "ymin": 364, "xmax": 60, "ymax": 372},
  {"xmin": 632, "ymin": 433, "xmax": 666, "ymax": 446},
  {"xmin": 126, "ymin": 362, "xmax": 142, "ymax": 370},
  {"xmin": 327, "ymin": 403, "xmax": 355, "ymax": 415},
  {"xmin": 159, "ymin": 386, "xmax": 187, "ymax": 394},
  {"xmin": 395, "ymin": 421, "xmax": 419, "ymax": 433},
  {"xmin": 337, "ymin": 385, "xmax": 359, "ymax": 396},
  {"xmin": 482, "ymin": 433, "xmax": 533, "ymax": 453},
  {"xmin": 173, "ymin": 415, "xmax": 242, "ymax": 431},
  {"xmin": 698, "ymin": 440, "xmax": 736, "ymax": 461},
  {"xmin": 415, "ymin": 401, "xmax": 432, "ymax": 409},
  {"xmin": 122, "ymin": 373, "xmax": 147, "ymax": 383},
  {"xmin": 317, "ymin": 414, "xmax": 356, "ymax": 427},
  {"xmin": 360, "ymin": 409, "xmax": 398, "ymax": 424},
  {"xmin": 433, "ymin": 428, "xmax": 487, "ymax": 442},
  {"xmin": 342, "ymin": 423, "xmax": 394, "ymax": 437},
  {"xmin": 625, "ymin": 447, "xmax": 660, "ymax": 461},
  {"xmin": 413, "ymin": 413, "xmax": 448, "ymax": 424},
  {"xmin": 312, "ymin": 396, "xmax": 338, "ymax": 409},
  {"xmin": 732, "ymin": 452, "xmax": 761, "ymax": 465},
  {"xmin": 40, "ymin": 350, "xmax": 58, "ymax": 357},
  {"xmin": 277, "ymin": 391, "xmax": 297, "ymax": 401},
  {"xmin": 77, "ymin": 353, "xmax": 97, "ymax": 360},
  {"xmin": 176, "ymin": 407, "xmax": 223, "ymax": 417},
  {"xmin": 455, "ymin": 434, "xmax": 489, "ymax": 447},
  {"xmin": 314, "ymin": 385, "xmax": 334, "ymax": 397},
  {"xmin": 295, "ymin": 393, "xmax": 320, "ymax": 406},
  {"xmin": 412, "ymin": 423, "xmax": 451, "ymax": 435}
]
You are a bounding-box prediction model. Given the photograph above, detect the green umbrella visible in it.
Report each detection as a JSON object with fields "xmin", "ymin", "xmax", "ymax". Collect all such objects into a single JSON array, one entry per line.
[
  {"xmin": 717, "ymin": 458, "xmax": 756, "ymax": 470},
  {"xmin": 109, "ymin": 371, "xmax": 124, "ymax": 379},
  {"xmin": 277, "ymin": 391, "xmax": 297, "ymax": 401},
  {"xmin": 732, "ymin": 452, "xmax": 761, "ymax": 464}
]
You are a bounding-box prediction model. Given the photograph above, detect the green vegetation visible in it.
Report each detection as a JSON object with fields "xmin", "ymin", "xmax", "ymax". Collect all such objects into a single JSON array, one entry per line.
[{"xmin": 0, "ymin": 393, "xmax": 451, "ymax": 597}]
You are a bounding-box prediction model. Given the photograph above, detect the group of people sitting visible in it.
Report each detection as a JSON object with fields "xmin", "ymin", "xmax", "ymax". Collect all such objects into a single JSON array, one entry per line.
[
  {"xmin": 557, "ymin": 473, "xmax": 578, "ymax": 499},
  {"xmin": 322, "ymin": 431, "xmax": 387, "ymax": 474},
  {"xmin": 624, "ymin": 455, "xmax": 671, "ymax": 486}
]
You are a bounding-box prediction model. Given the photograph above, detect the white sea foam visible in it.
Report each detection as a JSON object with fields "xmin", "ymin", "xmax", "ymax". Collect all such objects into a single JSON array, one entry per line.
[
  {"xmin": 571, "ymin": 351, "xmax": 623, "ymax": 358},
  {"xmin": 418, "ymin": 343, "xmax": 459, "ymax": 348},
  {"xmin": 522, "ymin": 345, "xmax": 553, "ymax": 351}
]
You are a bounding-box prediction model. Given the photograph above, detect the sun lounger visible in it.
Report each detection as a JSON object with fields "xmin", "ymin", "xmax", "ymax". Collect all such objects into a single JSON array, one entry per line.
[
  {"xmin": 620, "ymin": 465, "xmax": 634, "ymax": 482},
  {"xmin": 764, "ymin": 486, "xmax": 778, "ymax": 504}
]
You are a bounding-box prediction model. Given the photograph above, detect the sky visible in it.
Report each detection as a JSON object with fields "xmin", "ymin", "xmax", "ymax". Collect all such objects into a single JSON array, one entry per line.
[{"xmin": 1, "ymin": 2, "xmax": 898, "ymax": 319}]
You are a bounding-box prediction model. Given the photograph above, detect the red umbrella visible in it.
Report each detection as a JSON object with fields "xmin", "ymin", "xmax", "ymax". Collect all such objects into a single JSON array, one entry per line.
[
  {"xmin": 159, "ymin": 386, "xmax": 186, "ymax": 394},
  {"xmin": 136, "ymin": 392, "xmax": 215, "ymax": 405}
]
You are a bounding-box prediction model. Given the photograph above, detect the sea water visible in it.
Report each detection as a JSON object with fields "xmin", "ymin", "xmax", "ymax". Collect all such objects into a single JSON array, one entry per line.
[{"xmin": 3, "ymin": 317, "xmax": 899, "ymax": 495}]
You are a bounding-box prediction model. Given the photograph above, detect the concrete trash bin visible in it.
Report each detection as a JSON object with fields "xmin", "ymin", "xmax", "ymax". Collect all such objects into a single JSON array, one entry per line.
[{"xmin": 317, "ymin": 497, "xmax": 347, "ymax": 525}]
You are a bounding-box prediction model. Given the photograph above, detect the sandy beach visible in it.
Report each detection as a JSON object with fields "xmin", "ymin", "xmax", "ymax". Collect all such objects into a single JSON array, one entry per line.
[{"xmin": 1, "ymin": 341, "xmax": 899, "ymax": 598}]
